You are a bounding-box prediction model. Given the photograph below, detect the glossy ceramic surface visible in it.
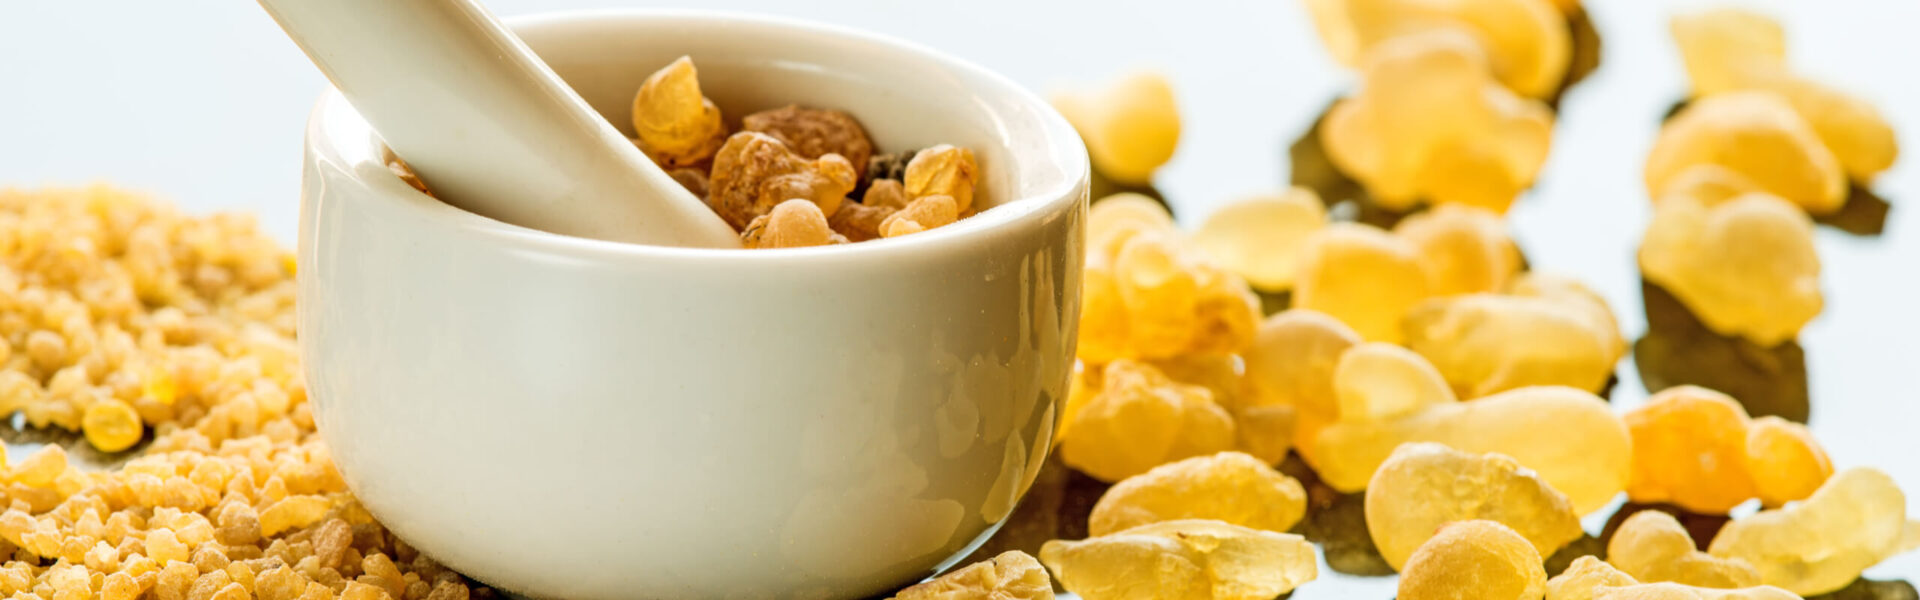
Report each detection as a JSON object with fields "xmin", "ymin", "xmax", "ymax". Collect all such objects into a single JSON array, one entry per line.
[{"xmin": 296, "ymin": 11, "xmax": 1087, "ymax": 599}]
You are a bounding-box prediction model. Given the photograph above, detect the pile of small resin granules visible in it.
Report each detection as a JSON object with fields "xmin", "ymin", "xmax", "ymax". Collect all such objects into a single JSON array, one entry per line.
[
  {"xmin": 0, "ymin": 186, "xmax": 487, "ymax": 600},
  {"xmin": 896, "ymin": 3, "xmax": 1917, "ymax": 600}
]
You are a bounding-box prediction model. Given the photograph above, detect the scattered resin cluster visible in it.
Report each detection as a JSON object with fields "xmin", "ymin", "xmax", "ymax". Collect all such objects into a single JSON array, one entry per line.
[
  {"xmin": 1623, "ymin": 386, "xmax": 1833, "ymax": 513},
  {"xmin": 631, "ymin": 56, "xmax": 984, "ymax": 247},
  {"xmin": 941, "ymin": 2, "xmax": 1914, "ymax": 599},
  {"xmin": 1638, "ymin": 7, "xmax": 1901, "ymax": 346},
  {"xmin": 1304, "ymin": 0, "xmax": 1570, "ymax": 213}
]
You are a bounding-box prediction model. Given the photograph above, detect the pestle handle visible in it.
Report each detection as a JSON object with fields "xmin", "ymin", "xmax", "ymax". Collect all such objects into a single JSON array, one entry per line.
[{"xmin": 259, "ymin": 0, "xmax": 742, "ymax": 248}]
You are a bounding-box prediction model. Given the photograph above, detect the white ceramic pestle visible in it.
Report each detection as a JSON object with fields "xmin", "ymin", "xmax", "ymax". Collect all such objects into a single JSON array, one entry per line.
[{"xmin": 257, "ymin": 0, "xmax": 742, "ymax": 248}]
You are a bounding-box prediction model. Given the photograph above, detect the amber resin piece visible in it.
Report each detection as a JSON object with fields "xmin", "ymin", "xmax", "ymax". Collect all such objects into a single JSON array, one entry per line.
[
  {"xmin": 742, "ymin": 104, "xmax": 875, "ymax": 179},
  {"xmin": 1670, "ymin": 8, "xmax": 1784, "ymax": 97},
  {"xmin": 1708, "ymin": 468, "xmax": 1915, "ymax": 596},
  {"xmin": 1321, "ymin": 29, "xmax": 1554, "ymax": 213},
  {"xmin": 1644, "ymin": 92, "xmax": 1844, "ymax": 215},
  {"xmin": 1303, "ymin": 0, "xmax": 1571, "ymax": 98},
  {"xmin": 1392, "ymin": 204, "xmax": 1521, "ymax": 296},
  {"xmin": 1088, "ymin": 451, "xmax": 1307, "ymax": 536},
  {"xmin": 904, "ymin": 145, "xmax": 980, "ymax": 213},
  {"xmin": 1366, "ymin": 443, "xmax": 1583, "ymax": 571},
  {"xmin": 1291, "ymin": 223, "xmax": 1430, "ymax": 343},
  {"xmin": 1403, "ymin": 272, "xmax": 1624, "ymax": 399},
  {"xmin": 1640, "ymin": 187, "xmax": 1822, "ymax": 348},
  {"xmin": 1623, "ymin": 386, "xmax": 1759, "ymax": 513},
  {"xmin": 707, "ymin": 131, "xmax": 857, "ymax": 230},
  {"xmin": 1052, "ymin": 71, "xmax": 1181, "ymax": 185},
  {"xmin": 1548, "ymin": 556, "xmax": 1640, "ymax": 600},
  {"xmin": 631, "ymin": 56, "xmax": 728, "ymax": 168},
  {"xmin": 1190, "ymin": 187, "xmax": 1328, "ymax": 292},
  {"xmin": 1040, "ymin": 519, "xmax": 1317, "ymax": 600},
  {"xmin": 1548, "ymin": 557, "xmax": 1800, "ymax": 600},
  {"xmin": 1308, "ymin": 385, "xmax": 1630, "ymax": 514},
  {"xmin": 891, "ymin": 551, "xmax": 1054, "ymax": 600},
  {"xmin": 1396, "ymin": 520, "xmax": 1547, "ymax": 600},
  {"xmin": 1332, "ymin": 342, "xmax": 1455, "ymax": 423},
  {"xmin": 1240, "ymin": 309, "xmax": 1361, "ymax": 422},
  {"xmin": 1671, "ymin": 8, "xmax": 1897, "ymax": 181},
  {"xmin": 1608, "ymin": 510, "xmax": 1760, "ymax": 588},
  {"xmin": 1057, "ymin": 360, "xmax": 1235, "ymax": 483},
  {"xmin": 1743, "ymin": 416, "xmax": 1832, "ymax": 507},
  {"xmin": 1078, "ymin": 218, "xmax": 1261, "ymax": 363},
  {"xmin": 879, "ymin": 195, "xmax": 960, "ymax": 238},
  {"xmin": 742, "ymin": 199, "xmax": 846, "ymax": 249}
]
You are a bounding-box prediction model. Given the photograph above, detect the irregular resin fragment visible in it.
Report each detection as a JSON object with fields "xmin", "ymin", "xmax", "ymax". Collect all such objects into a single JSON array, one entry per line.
[
  {"xmin": 83, "ymin": 399, "xmax": 145, "ymax": 452},
  {"xmin": 1292, "ymin": 223, "xmax": 1429, "ymax": 343},
  {"xmin": 1308, "ymin": 385, "xmax": 1630, "ymax": 513},
  {"xmin": 1088, "ymin": 451, "xmax": 1307, "ymax": 536},
  {"xmin": 1623, "ymin": 386, "xmax": 1757, "ymax": 513},
  {"xmin": 1226, "ymin": 403, "xmax": 1297, "ymax": 467},
  {"xmin": 631, "ymin": 56, "xmax": 728, "ymax": 168},
  {"xmin": 742, "ymin": 199, "xmax": 846, "ymax": 249},
  {"xmin": 1671, "ymin": 8, "xmax": 1898, "ymax": 181},
  {"xmin": 1392, "ymin": 204, "xmax": 1521, "ymax": 296},
  {"xmin": 1548, "ymin": 556, "xmax": 1641, "ymax": 600},
  {"xmin": 1625, "ymin": 387, "xmax": 1832, "ymax": 512},
  {"xmin": 742, "ymin": 105, "xmax": 875, "ymax": 179},
  {"xmin": 1240, "ymin": 309, "xmax": 1361, "ymax": 422},
  {"xmin": 1402, "ymin": 285, "xmax": 1621, "ymax": 398},
  {"xmin": 707, "ymin": 131, "xmax": 858, "ymax": 229},
  {"xmin": 1120, "ymin": 233, "xmax": 1261, "ymax": 356},
  {"xmin": 879, "ymin": 194, "xmax": 961, "ymax": 238},
  {"xmin": 1608, "ymin": 510, "xmax": 1760, "ymax": 588},
  {"xmin": 1708, "ymin": 468, "xmax": 1915, "ymax": 596},
  {"xmin": 904, "ymin": 145, "xmax": 981, "ymax": 213},
  {"xmin": 1366, "ymin": 443, "xmax": 1582, "ymax": 571},
  {"xmin": 1743, "ymin": 416, "xmax": 1832, "ymax": 507},
  {"xmin": 1146, "ymin": 354, "xmax": 1244, "ymax": 411},
  {"xmin": 1040, "ymin": 519, "xmax": 1317, "ymax": 600},
  {"xmin": 1189, "ymin": 187, "xmax": 1328, "ymax": 292},
  {"xmin": 1506, "ymin": 273, "xmax": 1628, "ymax": 360},
  {"xmin": 1052, "ymin": 71, "xmax": 1181, "ymax": 185},
  {"xmin": 1058, "ymin": 360, "xmax": 1235, "ymax": 483},
  {"xmin": 1639, "ymin": 190, "xmax": 1821, "ymax": 347},
  {"xmin": 828, "ymin": 200, "xmax": 893, "ymax": 242},
  {"xmin": 1644, "ymin": 92, "xmax": 1844, "ymax": 215},
  {"xmin": 1550, "ymin": 556, "xmax": 1802, "ymax": 600},
  {"xmin": 1142, "ymin": 355, "xmax": 1295, "ymax": 465},
  {"xmin": 1087, "ymin": 193, "xmax": 1175, "ymax": 261},
  {"xmin": 1321, "ymin": 29, "xmax": 1555, "ymax": 213},
  {"xmin": 1396, "ymin": 520, "xmax": 1547, "ymax": 600},
  {"xmin": 1653, "ymin": 164, "xmax": 1763, "ymax": 206},
  {"xmin": 1746, "ymin": 73, "xmax": 1899, "ymax": 182},
  {"xmin": 1332, "ymin": 343, "xmax": 1455, "ymax": 422},
  {"xmin": 1303, "ymin": 0, "xmax": 1571, "ymax": 98},
  {"xmin": 1078, "ymin": 226, "xmax": 1261, "ymax": 363},
  {"xmin": 891, "ymin": 551, "xmax": 1054, "ymax": 600},
  {"xmin": 1669, "ymin": 8, "xmax": 1785, "ymax": 98}
]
